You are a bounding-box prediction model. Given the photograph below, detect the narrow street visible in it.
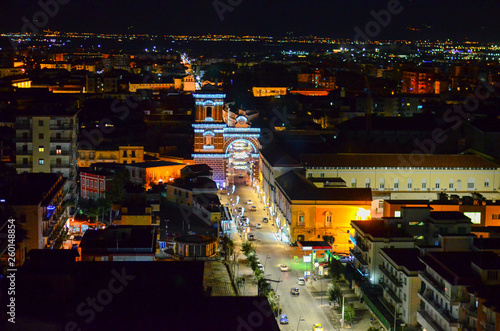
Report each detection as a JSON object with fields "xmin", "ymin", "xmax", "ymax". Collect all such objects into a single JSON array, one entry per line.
[{"xmin": 221, "ymin": 184, "xmax": 335, "ymax": 331}]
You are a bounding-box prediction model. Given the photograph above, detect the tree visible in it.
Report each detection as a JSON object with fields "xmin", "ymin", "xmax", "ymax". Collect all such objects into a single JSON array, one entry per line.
[
  {"xmin": 241, "ymin": 241, "xmax": 255, "ymax": 256},
  {"xmin": 96, "ymin": 198, "xmax": 112, "ymax": 225},
  {"xmin": 108, "ymin": 169, "xmax": 130, "ymax": 203},
  {"xmin": 328, "ymin": 258, "xmax": 343, "ymax": 281},
  {"xmin": 220, "ymin": 235, "xmax": 234, "ymax": 259},
  {"xmin": 343, "ymin": 304, "xmax": 355, "ymax": 324},
  {"xmin": 327, "ymin": 282, "xmax": 342, "ymax": 305}
]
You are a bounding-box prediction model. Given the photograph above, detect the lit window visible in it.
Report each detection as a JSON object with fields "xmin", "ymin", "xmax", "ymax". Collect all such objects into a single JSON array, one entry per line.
[
  {"xmin": 38, "ymin": 159, "xmax": 44, "ymax": 165},
  {"xmin": 38, "ymin": 146, "xmax": 44, "ymax": 152},
  {"xmin": 464, "ymin": 212, "xmax": 481, "ymax": 224},
  {"xmin": 325, "ymin": 213, "xmax": 332, "ymax": 226},
  {"xmin": 298, "ymin": 212, "xmax": 305, "ymax": 226},
  {"xmin": 56, "ymin": 145, "xmax": 61, "ymax": 155}
]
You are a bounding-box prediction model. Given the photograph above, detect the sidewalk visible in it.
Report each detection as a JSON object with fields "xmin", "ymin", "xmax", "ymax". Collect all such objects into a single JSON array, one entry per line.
[
  {"xmin": 227, "ymin": 219, "xmax": 259, "ymax": 296},
  {"xmin": 317, "ymin": 278, "xmax": 384, "ymax": 331}
]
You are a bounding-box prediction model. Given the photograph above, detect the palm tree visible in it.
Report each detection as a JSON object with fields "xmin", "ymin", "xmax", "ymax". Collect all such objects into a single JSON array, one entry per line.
[{"xmin": 327, "ymin": 282, "xmax": 343, "ymax": 305}]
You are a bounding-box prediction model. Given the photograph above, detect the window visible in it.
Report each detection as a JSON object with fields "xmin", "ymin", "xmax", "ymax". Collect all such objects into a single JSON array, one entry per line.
[
  {"xmin": 320, "ymin": 173, "xmax": 325, "ymax": 178},
  {"xmin": 404, "ymin": 277, "xmax": 407, "ymax": 285},
  {"xmin": 206, "ymin": 106, "xmax": 212, "ymax": 117},
  {"xmin": 351, "ymin": 178, "xmax": 357, "ymax": 188},
  {"xmin": 468, "ymin": 177, "xmax": 475, "ymax": 190},
  {"xmin": 485, "ymin": 179, "xmax": 490, "ymax": 188},
  {"xmin": 395, "ymin": 211, "xmax": 401, "ymax": 217},
  {"xmin": 22, "ymin": 145, "xmax": 27, "ymax": 152},
  {"xmin": 404, "ymin": 293, "xmax": 407, "ymax": 301},
  {"xmin": 308, "ymin": 173, "xmax": 312, "ymax": 178},
  {"xmin": 38, "ymin": 159, "xmax": 44, "ymax": 165},
  {"xmin": 298, "ymin": 212, "xmax": 305, "ymax": 226},
  {"xmin": 464, "ymin": 212, "xmax": 481, "ymax": 224},
  {"xmin": 407, "ymin": 179, "xmax": 412, "ymax": 189},
  {"xmin": 38, "ymin": 120, "xmax": 44, "ymax": 126},
  {"xmin": 325, "ymin": 212, "xmax": 332, "ymax": 226},
  {"xmin": 131, "ymin": 151, "xmax": 136, "ymax": 157},
  {"xmin": 379, "ymin": 178, "xmax": 385, "ymax": 189},
  {"xmin": 90, "ymin": 181, "xmax": 93, "ymax": 188},
  {"xmin": 185, "ymin": 192, "xmax": 188, "ymax": 198},
  {"xmin": 365, "ymin": 178, "xmax": 371, "ymax": 188},
  {"xmin": 56, "ymin": 158, "xmax": 61, "ymax": 165},
  {"xmin": 23, "ymin": 158, "xmax": 28, "ymax": 164},
  {"xmin": 394, "ymin": 178, "xmax": 399, "ymax": 189},
  {"xmin": 422, "ymin": 179, "xmax": 427, "ymax": 189},
  {"xmin": 39, "ymin": 146, "xmax": 44, "ymax": 152},
  {"xmin": 435, "ymin": 179, "xmax": 440, "ymax": 189},
  {"xmin": 449, "ymin": 179, "xmax": 454, "ymax": 189},
  {"xmin": 123, "ymin": 151, "xmax": 127, "ymax": 157},
  {"xmin": 56, "ymin": 145, "xmax": 61, "ymax": 154},
  {"xmin": 100, "ymin": 182, "xmax": 103, "ymax": 189},
  {"xmin": 56, "ymin": 133, "xmax": 61, "ymax": 139},
  {"xmin": 39, "ymin": 133, "xmax": 44, "ymax": 139},
  {"xmin": 487, "ymin": 271, "xmax": 498, "ymax": 280}
]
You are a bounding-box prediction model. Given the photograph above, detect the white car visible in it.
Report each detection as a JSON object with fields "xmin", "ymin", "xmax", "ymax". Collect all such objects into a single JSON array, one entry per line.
[
  {"xmin": 297, "ymin": 277, "xmax": 306, "ymax": 285},
  {"xmin": 280, "ymin": 264, "xmax": 289, "ymax": 272},
  {"xmin": 247, "ymin": 200, "xmax": 252, "ymax": 204},
  {"xmin": 255, "ymin": 223, "xmax": 262, "ymax": 229}
]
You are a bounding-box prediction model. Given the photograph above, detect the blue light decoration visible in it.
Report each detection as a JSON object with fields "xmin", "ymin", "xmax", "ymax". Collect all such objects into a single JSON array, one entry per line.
[
  {"xmin": 192, "ymin": 94, "xmax": 226, "ymax": 99},
  {"xmin": 224, "ymin": 127, "xmax": 260, "ymax": 133},
  {"xmin": 192, "ymin": 124, "xmax": 226, "ymax": 129},
  {"xmin": 47, "ymin": 205, "xmax": 56, "ymax": 218}
]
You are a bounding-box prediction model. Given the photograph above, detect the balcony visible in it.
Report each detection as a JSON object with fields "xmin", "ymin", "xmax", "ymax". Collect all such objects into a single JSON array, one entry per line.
[
  {"xmin": 50, "ymin": 150, "xmax": 70, "ymax": 156},
  {"xmin": 51, "ymin": 137, "xmax": 74, "ymax": 143},
  {"xmin": 350, "ymin": 248, "xmax": 368, "ymax": 266},
  {"xmin": 417, "ymin": 310, "xmax": 445, "ymax": 331},
  {"xmin": 379, "ymin": 264, "xmax": 403, "ymax": 287},
  {"xmin": 15, "ymin": 136, "xmax": 33, "ymax": 142},
  {"xmin": 418, "ymin": 292, "xmax": 458, "ymax": 326},
  {"xmin": 465, "ymin": 305, "xmax": 477, "ymax": 319},
  {"xmin": 379, "ymin": 280, "xmax": 402, "ymax": 303},
  {"xmin": 419, "ymin": 270, "xmax": 445, "ymax": 292}
]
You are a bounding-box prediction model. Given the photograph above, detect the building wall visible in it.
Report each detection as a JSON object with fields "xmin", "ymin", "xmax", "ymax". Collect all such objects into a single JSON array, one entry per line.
[
  {"xmin": 78, "ymin": 146, "xmax": 144, "ymax": 167},
  {"xmin": 289, "ymin": 202, "xmax": 371, "ymax": 248},
  {"xmin": 194, "ymin": 157, "xmax": 225, "ymax": 183},
  {"xmin": 115, "ymin": 215, "xmax": 152, "ymax": 226},
  {"xmin": 11, "ymin": 205, "xmax": 43, "ymax": 253},
  {"xmin": 252, "ymin": 87, "xmax": 287, "ymax": 97},
  {"xmin": 166, "ymin": 185, "xmax": 193, "ymax": 206}
]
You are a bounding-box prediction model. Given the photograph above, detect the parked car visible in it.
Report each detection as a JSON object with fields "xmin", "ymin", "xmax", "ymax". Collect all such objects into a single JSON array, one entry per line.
[
  {"xmin": 255, "ymin": 223, "xmax": 262, "ymax": 229},
  {"xmin": 247, "ymin": 200, "xmax": 252, "ymax": 204},
  {"xmin": 248, "ymin": 234, "xmax": 255, "ymax": 241},
  {"xmin": 262, "ymin": 217, "xmax": 268, "ymax": 223},
  {"xmin": 249, "ymin": 205, "xmax": 257, "ymax": 211},
  {"xmin": 290, "ymin": 287, "xmax": 300, "ymax": 295},
  {"xmin": 297, "ymin": 277, "xmax": 306, "ymax": 285},
  {"xmin": 280, "ymin": 314, "xmax": 289, "ymax": 324},
  {"xmin": 280, "ymin": 264, "xmax": 289, "ymax": 272}
]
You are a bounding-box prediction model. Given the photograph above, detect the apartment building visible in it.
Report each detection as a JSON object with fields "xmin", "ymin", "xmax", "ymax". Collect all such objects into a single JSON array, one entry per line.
[
  {"xmin": 15, "ymin": 102, "xmax": 80, "ymax": 196},
  {"xmin": 379, "ymin": 248, "xmax": 424, "ymax": 329},
  {"xmin": 417, "ymin": 251, "xmax": 500, "ymax": 331}
]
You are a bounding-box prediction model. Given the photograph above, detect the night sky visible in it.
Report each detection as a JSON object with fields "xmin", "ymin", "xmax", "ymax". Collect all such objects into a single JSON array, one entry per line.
[{"xmin": 0, "ymin": 0, "xmax": 499, "ymax": 41}]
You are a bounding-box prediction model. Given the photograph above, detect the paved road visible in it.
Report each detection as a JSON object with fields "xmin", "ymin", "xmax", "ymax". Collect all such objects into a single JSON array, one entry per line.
[{"xmin": 223, "ymin": 184, "xmax": 335, "ymax": 331}]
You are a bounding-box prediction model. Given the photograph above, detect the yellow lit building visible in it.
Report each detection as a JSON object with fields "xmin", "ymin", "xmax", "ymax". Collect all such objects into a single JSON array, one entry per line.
[
  {"xmin": 78, "ymin": 146, "xmax": 144, "ymax": 167},
  {"xmin": 273, "ymin": 170, "xmax": 372, "ymax": 252},
  {"xmin": 252, "ymin": 87, "xmax": 287, "ymax": 97},
  {"xmin": 301, "ymin": 154, "xmax": 500, "ymax": 217}
]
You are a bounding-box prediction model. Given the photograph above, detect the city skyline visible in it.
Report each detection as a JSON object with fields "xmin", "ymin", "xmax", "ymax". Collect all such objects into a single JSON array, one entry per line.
[{"xmin": 1, "ymin": 0, "xmax": 499, "ymax": 41}]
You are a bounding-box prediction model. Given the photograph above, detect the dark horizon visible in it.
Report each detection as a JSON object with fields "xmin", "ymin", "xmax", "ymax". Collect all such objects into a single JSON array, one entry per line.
[{"xmin": 0, "ymin": 0, "xmax": 499, "ymax": 42}]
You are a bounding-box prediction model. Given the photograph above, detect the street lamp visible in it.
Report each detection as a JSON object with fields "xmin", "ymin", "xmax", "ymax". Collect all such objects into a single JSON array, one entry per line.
[
  {"xmin": 263, "ymin": 254, "xmax": 271, "ymax": 271},
  {"xmin": 296, "ymin": 316, "xmax": 305, "ymax": 331}
]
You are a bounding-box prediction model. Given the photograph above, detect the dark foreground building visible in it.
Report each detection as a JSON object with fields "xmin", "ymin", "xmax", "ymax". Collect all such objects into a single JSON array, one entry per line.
[{"xmin": 0, "ymin": 252, "xmax": 279, "ymax": 331}]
